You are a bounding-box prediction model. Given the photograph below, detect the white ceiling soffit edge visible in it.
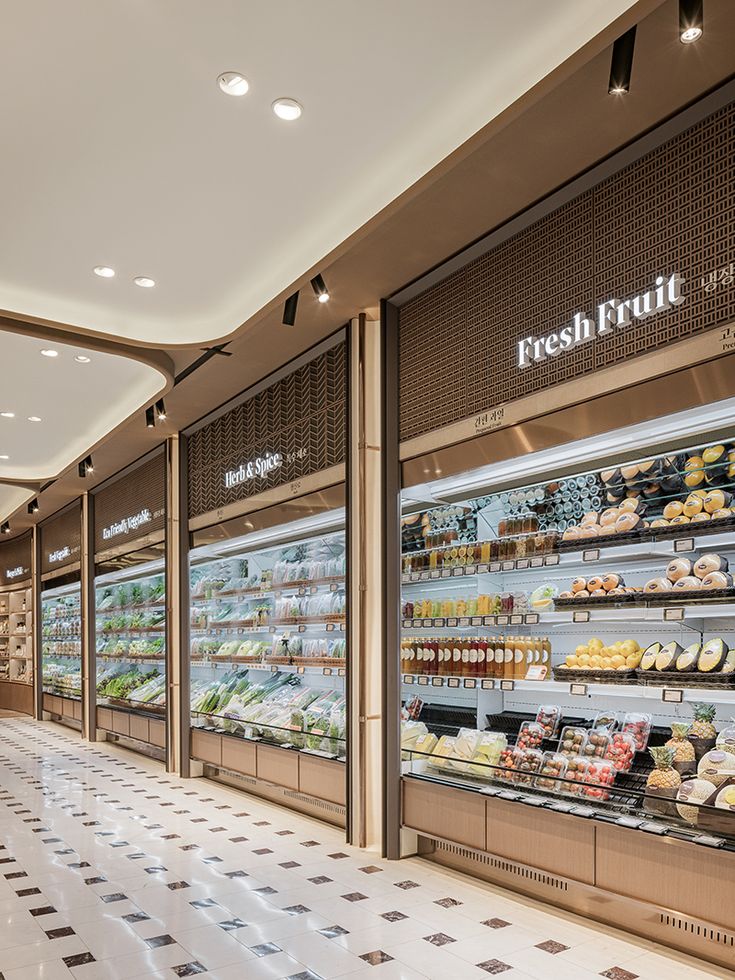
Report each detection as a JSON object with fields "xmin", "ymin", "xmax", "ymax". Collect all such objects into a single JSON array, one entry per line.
[
  {"xmin": 0, "ymin": 486, "xmax": 35, "ymax": 526},
  {"xmin": 0, "ymin": 329, "xmax": 167, "ymax": 484},
  {"xmin": 0, "ymin": 0, "xmax": 640, "ymax": 347}
]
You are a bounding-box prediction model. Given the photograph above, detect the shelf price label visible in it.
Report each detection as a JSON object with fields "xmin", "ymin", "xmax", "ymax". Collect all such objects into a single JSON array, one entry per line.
[
  {"xmin": 477, "ymin": 564, "xmax": 489, "ymax": 574},
  {"xmin": 662, "ymin": 688, "xmax": 684, "ymax": 703},
  {"xmin": 420, "ymin": 571, "xmax": 430, "ymax": 581},
  {"xmin": 402, "ymin": 674, "xmax": 414, "ymax": 684},
  {"xmin": 402, "ymin": 619, "xmax": 412, "ymax": 629},
  {"xmin": 464, "ymin": 678, "xmax": 477, "ymax": 689},
  {"xmin": 545, "ymin": 554, "xmax": 560, "ymax": 566},
  {"xmin": 410, "ymin": 572, "xmax": 420, "ymax": 582},
  {"xmin": 330, "ymin": 583, "xmax": 339, "ymax": 592},
  {"xmin": 510, "ymin": 614, "xmax": 523, "ymax": 625},
  {"xmin": 525, "ymin": 613, "xmax": 540, "ymax": 625},
  {"xmin": 298, "ymin": 625, "xmax": 306, "ymax": 633},
  {"xmin": 268, "ymin": 626, "xmax": 277, "ymax": 634},
  {"xmin": 573, "ymin": 610, "xmax": 591, "ymax": 623},
  {"xmin": 431, "ymin": 677, "xmax": 443, "ymax": 687},
  {"xmin": 570, "ymin": 683, "xmax": 588, "ymax": 696},
  {"xmin": 339, "ymin": 623, "xmax": 346, "ymax": 631},
  {"xmin": 470, "ymin": 617, "xmax": 483, "ymax": 627},
  {"xmin": 298, "ymin": 587, "xmax": 306, "ymax": 596},
  {"xmin": 458, "ymin": 617, "xmax": 470, "ymax": 627},
  {"xmin": 481, "ymin": 679, "xmax": 494, "ymax": 690},
  {"xmin": 500, "ymin": 679, "xmax": 515, "ymax": 691},
  {"xmin": 516, "ymin": 558, "xmax": 529, "ymax": 570},
  {"xmin": 497, "ymin": 615, "xmax": 509, "ymax": 626},
  {"xmin": 421, "ymin": 619, "xmax": 431, "ymax": 628},
  {"xmin": 417, "ymin": 676, "xmax": 429, "ymax": 686},
  {"xmin": 326, "ymin": 623, "xmax": 335, "ymax": 632},
  {"xmin": 435, "ymin": 618, "xmax": 445, "ymax": 628},
  {"xmin": 483, "ymin": 615, "xmax": 496, "ymax": 626},
  {"xmin": 674, "ymin": 537, "xmax": 695, "ymax": 554},
  {"xmin": 530, "ymin": 557, "xmax": 544, "ymax": 568},
  {"xmin": 465, "ymin": 565, "xmax": 476, "ymax": 575},
  {"xmin": 447, "ymin": 678, "xmax": 460, "ymax": 688},
  {"xmin": 270, "ymin": 665, "xmax": 278, "ymax": 673},
  {"xmin": 322, "ymin": 667, "xmax": 333, "ymax": 676},
  {"xmin": 452, "ymin": 567, "xmax": 464, "ymax": 577},
  {"xmin": 430, "ymin": 570, "xmax": 441, "ymax": 579},
  {"xmin": 446, "ymin": 618, "xmax": 458, "ymax": 627},
  {"xmin": 338, "ymin": 668, "xmax": 346, "ymax": 677},
  {"xmin": 583, "ymin": 548, "xmax": 600, "ymax": 562},
  {"xmin": 490, "ymin": 562, "xmax": 501, "ymax": 572},
  {"xmin": 296, "ymin": 666, "xmax": 305, "ymax": 674},
  {"xmin": 663, "ymin": 607, "xmax": 685, "ymax": 622},
  {"xmin": 501, "ymin": 560, "xmax": 515, "ymax": 571},
  {"xmin": 441, "ymin": 568, "xmax": 452, "ymax": 578}
]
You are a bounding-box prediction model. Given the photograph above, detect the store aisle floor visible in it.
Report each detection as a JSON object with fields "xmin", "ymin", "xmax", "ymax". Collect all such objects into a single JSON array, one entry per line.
[{"xmin": 0, "ymin": 719, "xmax": 730, "ymax": 980}]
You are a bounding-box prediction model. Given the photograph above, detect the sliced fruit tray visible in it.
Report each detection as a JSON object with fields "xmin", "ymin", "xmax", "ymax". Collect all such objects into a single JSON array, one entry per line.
[
  {"xmin": 635, "ymin": 669, "xmax": 735, "ymax": 688},
  {"xmin": 552, "ymin": 666, "xmax": 638, "ymax": 684}
]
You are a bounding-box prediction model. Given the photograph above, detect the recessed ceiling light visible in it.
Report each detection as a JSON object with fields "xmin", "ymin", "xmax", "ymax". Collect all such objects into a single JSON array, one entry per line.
[
  {"xmin": 217, "ymin": 71, "xmax": 249, "ymax": 96},
  {"xmin": 134, "ymin": 276, "xmax": 156, "ymax": 288},
  {"xmin": 40, "ymin": 349, "xmax": 59, "ymax": 358},
  {"xmin": 27, "ymin": 416, "xmax": 42, "ymax": 423},
  {"xmin": 0, "ymin": 412, "xmax": 14, "ymax": 419},
  {"xmin": 272, "ymin": 98, "xmax": 302, "ymax": 121},
  {"xmin": 93, "ymin": 266, "xmax": 115, "ymax": 278},
  {"xmin": 0, "ymin": 455, "xmax": 8, "ymax": 460},
  {"xmin": 75, "ymin": 355, "xmax": 91, "ymax": 363}
]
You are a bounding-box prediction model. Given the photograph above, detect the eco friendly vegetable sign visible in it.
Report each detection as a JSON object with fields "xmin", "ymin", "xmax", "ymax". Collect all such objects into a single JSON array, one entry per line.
[
  {"xmin": 102, "ymin": 508, "xmax": 152, "ymax": 541},
  {"xmin": 516, "ymin": 272, "xmax": 686, "ymax": 368}
]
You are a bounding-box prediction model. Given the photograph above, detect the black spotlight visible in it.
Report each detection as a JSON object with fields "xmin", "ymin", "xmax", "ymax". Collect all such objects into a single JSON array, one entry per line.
[
  {"xmin": 27, "ymin": 499, "xmax": 39, "ymax": 515},
  {"xmin": 283, "ymin": 291, "xmax": 299, "ymax": 326},
  {"xmin": 155, "ymin": 398, "xmax": 167, "ymax": 422},
  {"xmin": 680, "ymin": 0, "xmax": 703, "ymax": 42},
  {"xmin": 608, "ymin": 25, "xmax": 636, "ymax": 95},
  {"xmin": 146, "ymin": 406, "xmax": 156, "ymax": 428},
  {"xmin": 78, "ymin": 455, "xmax": 94, "ymax": 478},
  {"xmin": 310, "ymin": 274, "xmax": 330, "ymax": 304},
  {"xmin": 0, "ymin": 522, "xmax": 9, "ymax": 534}
]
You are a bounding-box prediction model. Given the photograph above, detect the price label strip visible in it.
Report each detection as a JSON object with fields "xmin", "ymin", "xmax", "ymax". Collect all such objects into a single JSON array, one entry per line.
[
  {"xmin": 674, "ymin": 537, "xmax": 695, "ymax": 554},
  {"xmin": 663, "ymin": 607, "xmax": 685, "ymax": 622},
  {"xmin": 662, "ymin": 688, "xmax": 684, "ymax": 704}
]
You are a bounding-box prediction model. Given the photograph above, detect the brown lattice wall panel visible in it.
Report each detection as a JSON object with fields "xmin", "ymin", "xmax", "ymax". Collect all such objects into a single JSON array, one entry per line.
[
  {"xmin": 40, "ymin": 502, "xmax": 82, "ymax": 575},
  {"xmin": 187, "ymin": 343, "xmax": 347, "ymax": 520},
  {"xmin": 399, "ymin": 101, "xmax": 735, "ymax": 442},
  {"xmin": 93, "ymin": 451, "xmax": 166, "ymax": 557},
  {"xmin": 0, "ymin": 532, "xmax": 32, "ymax": 587}
]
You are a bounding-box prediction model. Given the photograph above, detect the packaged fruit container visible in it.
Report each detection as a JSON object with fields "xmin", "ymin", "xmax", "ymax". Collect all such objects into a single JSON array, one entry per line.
[
  {"xmin": 621, "ymin": 712, "xmax": 652, "ymax": 752},
  {"xmin": 580, "ymin": 759, "xmax": 616, "ymax": 801},
  {"xmin": 498, "ymin": 746, "xmax": 518, "ymax": 783},
  {"xmin": 558, "ymin": 725, "xmax": 588, "ymax": 758},
  {"xmin": 536, "ymin": 751, "xmax": 568, "ymax": 792},
  {"xmin": 583, "ymin": 728, "xmax": 612, "ymax": 759},
  {"xmin": 604, "ymin": 731, "xmax": 637, "ymax": 772},
  {"xmin": 509, "ymin": 746, "xmax": 543, "ymax": 786},
  {"xmin": 593, "ymin": 710, "xmax": 619, "ymax": 732},
  {"xmin": 516, "ymin": 721, "xmax": 545, "ymax": 750},
  {"xmin": 535, "ymin": 704, "xmax": 562, "ymax": 739},
  {"xmin": 564, "ymin": 755, "xmax": 593, "ymax": 796}
]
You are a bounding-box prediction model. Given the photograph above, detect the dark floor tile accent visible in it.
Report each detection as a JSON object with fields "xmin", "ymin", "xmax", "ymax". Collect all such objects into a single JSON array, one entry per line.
[
  {"xmin": 360, "ymin": 951, "xmax": 393, "ymax": 966},
  {"xmin": 435, "ymin": 897, "xmax": 462, "ymax": 908},
  {"xmin": 146, "ymin": 934, "xmax": 175, "ymax": 948},
  {"xmin": 218, "ymin": 918, "xmax": 247, "ymax": 931},
  {"xmin": 16, "ymin": 887, "xmax": 41, "ymax": 897},
  {"xmin": 5, "ymin": 871, "xmax": 26, "ymax": 880},
  {"xmin": 68, "ymin": 861, "xmax": 91, "ymax": 869},
  {"xmin": 225, "ymin": 870, "xmax": 248, "ymax": 879},
  {"xmin": 341, "ymin": 893, "xmax": 368, "ymax": 902},
  {"xmin": 209, "ymin": 826, "xmax": 226, "ymax": 833},
  {"xmin": 251, "ymin": 943, "xmax": 282, "ymax": 957},
  {"xmin": 308, "ymin": 876, "xmax": 332, "ymax": 885},
  {"xmin": 180, "ymin": 844, "xmax": 200, "ymax": 851},
  {"xmin": 254, "ymin": 820, "xmax": 270, "ymax": 826},
  {"xmin": 144, "ymin": 866, "xmax": 167, "ymax": 874},
  {"xmin": 161, "ymin": 833, "xmax": 180, "ymax": 840},
  {"xmin": 202, "ymin": 856, "xmax": 222, "ymax": 863},
  {"xmin": 100, "ymin": 892, "xmax": 127, "ymax": 903},
  {"xmin": 173, "ymin": 963, "xmax": 207, "ymax": 977},
  {"xmin": 29, "ymin": 905, "xmax": 57, "ymax": 916},
  {"xmin": 190, "ymin": 898, "xmax": 218, "ymax": 909},
  {"xmin": 318, "ymin": 925, "xmax": 349, "ymax": 939},
  {"xmin": 477, "ymin": 960, "xmax": 512, "ymax": 975},
  {"xmin": 287, "ymin": 972, "xmax": 323, "ymax": 980},
  {"xmin": 233, "ymin": 811, "xmax": 249, "ymax": 817},
  {"xmin": 46, "ymin": 926, "xmax": 75, "ymax": 939},
  {"xmin": 328, "ymin": 852, "xmax": 348, "ymax": 859},
  {"xmin": 229, "ymin": 836, "xmax": 248, "ymax": 843},
  {"xmin": 62, "ymin": 953, "xmax": 96, "ymax": 967},
  {"xmin": 394, "ymin": 880, "xmax": 420, "ymax": 889},
  {"xmin": 84, "ymin": 876, "xmax": 107, "ymax": 885},
  {"xmin": 381, "ymin": 911, "xmax": 408, "ymax": 922},
  {"xmin": 167, "ymin": 880, "xmax": 190, "ymax": 890},
  {"xmin": 283, "ymin": 904, "xmax": 310, "ymax": 915},
  {"xmin": 280, "ymin": 861, "xmax": 301, "ymax": 869},
  {"xmin": 423, "ymin": 933, "xmax": 456, "ymax": 947},
  {"xmin": 254, "ymin": 885, "xmax": 277, "ymax": 894},
  {"xmin": 276, "ymin": 830, "xmax": 294, "ymax": 836},
  {"xmin": 600, "ymin": 970, "xmax": 640, "ymax": 980},
  {"xmin": 483, "ymin": 918, "xmax": 511, "ymax": 929},
  {"xmin": 360, "ymin": 866, "xmax": 383, "ymax": 874},
  {"xmin": 536, "ymin": 940, "xmax": 570, "ymax": 954},
  {"xmin": 123, "ymin": 912, "xmax": 151, "ymax": 923}
]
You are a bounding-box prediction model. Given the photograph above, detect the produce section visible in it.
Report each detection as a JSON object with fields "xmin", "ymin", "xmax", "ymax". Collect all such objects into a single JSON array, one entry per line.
[{"xmin": 41, "ymin": 583, "xmax": 82, "ymax": 703}]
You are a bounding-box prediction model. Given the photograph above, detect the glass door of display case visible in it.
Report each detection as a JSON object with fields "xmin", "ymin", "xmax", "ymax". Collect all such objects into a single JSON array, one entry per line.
[
  {"xmin": 188, "ymin": 509, "xmax": 347, "ymax": 818},
  {"xmin": 41, "ymin": 579, "xmax": 82, "ymax": 727}
]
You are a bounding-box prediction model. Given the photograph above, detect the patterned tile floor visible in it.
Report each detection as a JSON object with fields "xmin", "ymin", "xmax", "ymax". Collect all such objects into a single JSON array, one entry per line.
[{"xmin": 0, "ymin": 717, "xmax": 731, "ymax": 980}]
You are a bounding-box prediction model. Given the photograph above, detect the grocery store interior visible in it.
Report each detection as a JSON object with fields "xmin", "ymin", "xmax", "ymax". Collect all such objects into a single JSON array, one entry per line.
[{"xmin": 2, "ymin": 1, "xmax": 735, "ymax": 978}]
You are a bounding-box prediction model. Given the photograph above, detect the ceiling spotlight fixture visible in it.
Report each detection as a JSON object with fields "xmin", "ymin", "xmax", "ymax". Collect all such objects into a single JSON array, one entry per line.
[
  {"xmin": 217, "ymin": 71, "xmax": 250, "ymax": 96},
  {"xmin": 145, "ymin": 406, "xmax": 156, "ymax": 428},
  {"xmin": 608, "ymin": 25, "xmax": 636, "ymax": 95},
  {"xmin": 0, "ymin": 523, "xmax": 10, "ymax": 535},
  {"xmin": 0, "ymin": 455, "xmax": 8, "ymax": 460},
  {"xmin": 93, "ymin": 266, "xmax": 115, "ymax": 278},
  {"xmin": 272, "ymin": 98, "xmax": 302, "ymax": 121},
  {"xmin": 134, "ymin": 276, "xmax": 156, "ymax": 288},
  {"xmin": 40, "ymin": 349, "xmax": 59, "ymax": 358},
  {"xmin": 680, "ymin": 0, "xmax": 703, "ymax": 42},
  {"xmin": 78, "ymin": 455, "xmax": 94, "ymax": 478},
  {"xmin": 155, "ymin": 398, "xmax": 167, "ymax": 422},
  {"xmin": 27, "ymin": 416, "xmax": 42, "ymax": 423},
  {"xmin": 0, "ymin": 412, "xmax": 14, "ymax": 419},
  {"xmin": 75, "ymin": 355, "xmax": 91, "ymax": 363},
  {"xmin": 27, "ymin": 499, "xmax": 39, "ymax": 515},
  {"xmin": 282, "ymin": 291, "xmax": 299, "ymax": 326},
  {"xmin": 311, "ymin": 274, "xmax": 330, "ymax": 303}
]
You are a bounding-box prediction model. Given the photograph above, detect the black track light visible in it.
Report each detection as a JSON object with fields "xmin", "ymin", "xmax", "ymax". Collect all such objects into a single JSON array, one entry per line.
[
  {"xmin": 155, "ymin": 398, "xmax": 167, "ymax": 422},
  {"xmin": 310, "ymin": 274, "xmax": 330, "ymax": 304},
  {"xmin": 0, "ymin": 522, "xmax": 9, "ymax": 535},
  {"xmin": 608, "ymin": 25, "xmax": 636, "ymax": 95},
  {"xmin": 283, "ymin": 291, "xmax": 299, "ymax": 326},
  {"xmin": 27, "ymin": 499, "xmax": 39, "ymax": 515},
  {"xmin": 680, "ymin": 0, "xmax": 703, "ymax": 42},
  {"xmin": 78, "ymin": 455, "xmax": 94, "ymax": 478},
  {"xmin": 146, "ymin": 406, "xmax": 156, "ymax": 428}
]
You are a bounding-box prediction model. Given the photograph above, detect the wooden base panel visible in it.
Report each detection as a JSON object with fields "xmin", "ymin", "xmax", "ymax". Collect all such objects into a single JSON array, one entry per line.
[
  {"xmin": 42, "ymin": 693, "xmax": 82, "ymax": 730},
  {"xmin": 96, "ymin": 706, "xmax": 166, "ymax": 761},
  {"xmin": 0, "ymin": 681, "xmax": 34, "ymax": 715}
]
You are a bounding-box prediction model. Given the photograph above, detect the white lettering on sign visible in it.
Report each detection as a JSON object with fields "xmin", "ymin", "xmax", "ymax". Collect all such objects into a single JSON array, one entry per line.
[
  {"xmin": 517, "ymin": 273, "xmax": 685, "ymax": 369},
  {"xmin": 224, "ymin": 452, "xmax": 284, "ymax": 489},
  {"xmin": 48, "ymin": 546, "xmax": 71, "ymax": 564},
  {"xmin": 102, "ymin": 508, "xmax": 152, "ymax": 541},
  {"xmin": 6, "ymin": 566, "xmax": 25, "ymax": 579}
]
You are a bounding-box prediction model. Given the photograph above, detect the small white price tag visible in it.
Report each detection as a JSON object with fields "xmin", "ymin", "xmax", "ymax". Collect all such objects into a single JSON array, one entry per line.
[
  {"xmin": 497, "ymin": 615, "xmax": 509, "ymax": 626},
  {"xmin": 466, "ymin": 565, "xmax": 476, "ymax": 575},
  {"xmin": 583, "ymin": 549, "xmax": 600, "ymax": 562},
  {"xmin": 402, "ymin": 619, "xmax": 411, "ymax": 629},
  {"xmin": 430, "ymin": 570, "xmax": 441, "ymax": 579},
  {"xmin": 296, "ymin": 666, "xmax": 305, "ymax": 674},
  {"xmin": 403, "ymin": 674, "xmax": 413, "ymax": 684},
  {"xmin": 530, "ymin": 557, "xmax": 544, "ymax": 568},
  {"xmin": 662, "ymin": 688, "xmax": 684, "ymax": 703},
  {"xmin": 510, "ymin": 614, "xmax": 523, "ymax": 625},
  {"xmin": 422, "ymin": 619, "xmax": 433, "ymax": 628},
  {"xmin": 298, "ymin": 587, "xmax": 306, "ymax": 596},
  {"xmin": 477, "ymin": 564, "xmax": 489, "ymax": 574},
  {"xmin": 500, "ymin": 679, "xmax": 515, "ymax": 691},
  {"xmin": 326, "ymin": 623, "xmax": 335, "ymax": 632},
  {"xmin": 417, "ymin": 676, "xmax": 429, "ymax": 686},
  {"xmin": 570, "ymin": 683, "xmax": 588, "ymax": 696},
  {"xmin": 490, "ymin": 562, "xmax": 501, "ymax": 572},
  {"xmin": 573, "ymin": 610, "xmax": 591, "ymax": 623},
  {"xmin": 452, "ymin": 567, "xmax": 464, "ymax": 577},
  {"xmin": 458, "ymin": 617, "xmax": 470, "ymax": 627},
  {"xmin": 339, "ymin": 623, "xmax": 346, "ymax": 632},
  {"xmin": 330, "ymin": 583, "xmax": 339, "ymax": 592},
  {"xmin": 419, "ymin": 571, "xmax": 429, "ymax": 581},
  {"xmin": 271, "ymin": 665, "xmax": 278, "ymax": 673},
  {"xmin": 464, "ymin": 678, "xmax": 477, "ymax": 689},
  {"xmin": 338, "ymin": 668, "xmax": 346, "ymax": 677},
  {"xmin": 545, "ymin": 554, "xmax": 560, "ymax": 566},
  {"xmin": 516, "ymin": 558, "xmax": 529, "ymax": 569},
  {"xmin": 441, "ymin": 569, "xmax": 452, "ymax": 578},
  {"xmin": 674, "ymin": 537, "xmax": 695, "ymax": 553},
  {"xmin": 446, "ymin": 618, "xmax": 458, "ymax": 627},
  {"xmin": 447, "ymin": 678, "xmax": 460, "ymax": 688},
  {"xmin": 664, "ymin": 607, "xmax": 685, "ymax": 622},
  {"xmin": 431, "ymin": 677, "xmax": 443, "ymax": 687},
  {"xmin": 483, "ymin": 615, "xmax": 496, "ymax": 626},
  {"xmin": 502, "ymin": 560, "xmax": 514, "ymax": 571},
  {"xmin": 310, "ymin": 586, "xmax": 318, "ymax": 595},
  {"xmin": 323, "ymin": 667, "xmax": 333, "ymax": 676},
  {"xmin": 471, "ymin": 617, "xmax": 482, "ymax": 627},
  {"xmin": 435, "ymin": 618, "xmax": 445, "ymax": 628},
  {"xmin": 411, "ymin": 619, "xmax": 421, "ymax": 628},
  {"xmin": 525, "ymin": 613, "xmax": 540, "ymax": 625},
  {"xmin": 410, "ymin": 572, "xmax": 420, "ymax": 582},
  {"xmin": 481, "ymin": 679, "xmax": 494, "ymax": 690},
  {"xmin": 298, "ymin": 625, "xmax": 306, "ymax": 633}
]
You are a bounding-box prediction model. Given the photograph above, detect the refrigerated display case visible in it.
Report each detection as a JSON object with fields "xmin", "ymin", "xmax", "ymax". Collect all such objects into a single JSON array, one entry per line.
[
  {"xmin": 188, "ymin": 509, "xmax": 347, "ymax": 822},
  {"xmin": 41, "ymin": 581, "xmax": 82, "ymax": 727}
]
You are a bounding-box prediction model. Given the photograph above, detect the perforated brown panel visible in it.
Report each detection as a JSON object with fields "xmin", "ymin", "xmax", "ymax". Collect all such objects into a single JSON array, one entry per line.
[
  {"xmin": 0, "ymin": 532, "xmax": 32, "ymax": 587},
  {"xmin": 40, "ymin": 501, "xmax": 82, "ymax": 575},
  {"xmin": 188, "ymin": 343, "xmax": 347, "ymax": 520},
  {"xmin": 399, "ymin": 101, "xmax": 735, "ymax": 442},
  {"xmin": 93, "ymin": 451, "xmax": 166, "ymax": 557}
]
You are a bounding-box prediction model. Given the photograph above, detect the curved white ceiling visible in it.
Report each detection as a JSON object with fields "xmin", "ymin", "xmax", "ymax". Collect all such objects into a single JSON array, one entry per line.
[
  {"xmin": 0, "ymin": 0, "xmax": 636, "ymax": 345},
  {"xmin": 0, "ymin": 486, "xmax": 34, "ymax": 525},
  {"xmin": 0, "ymin": 332, "xmax": 166, "ymax": 486}
]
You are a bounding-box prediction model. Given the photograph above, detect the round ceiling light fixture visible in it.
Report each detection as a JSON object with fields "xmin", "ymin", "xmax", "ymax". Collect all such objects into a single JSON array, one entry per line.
[
  {"xmin": 74, "ymin": 355, "xmax": 91, "ymax": 363},
  {"xmin": 27, "ymin": 416, "xmax": 42, "ymax": 423},
  {"xmin": 680, "ymin": 24, "xmax": 702, "ymax": 42},
  {"xmin": 134, "ymin": 276, "xmax": 156, "ymax": 288},
  {"xmin": 93, "ymin": 265, "xmax": 115, "ymax": 278},
  {"xmin": 40, "ymin": 349, "xmax": 59, "ymax": 358},
  {"xmin": 272, "ymin": 98, "xmax": 302, "ymax": 121},
  {"xmin": 1, "ymin": 412, "xmax": 15, "ymax": 419},
  {"xmin": 217, "ymin": 71, "xmax": 249, "ymax": 96}
]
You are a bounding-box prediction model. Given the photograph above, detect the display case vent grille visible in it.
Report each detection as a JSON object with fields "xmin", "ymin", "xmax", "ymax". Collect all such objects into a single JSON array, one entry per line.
[
  {"xmin": 659, "ymin": 913, "xmax": 735, "ymax": 948},
  {"xmin": 284, "ymin": 790, "xmax": 346, "ymax": 816},
  {"xmin": 435, "ymin": 841, "xmax": 569, "ymax": 891},
  {"xmin": 0, "ymin": 532, "xmax": 32, "ymax": 588},
  {"xmin": 40, "ymin": 502, "xmax": 82, "ymax": 576},
  {"xmin": 187, "ymin": 343, "xmax": 347, "ymax": 519},
  {"xmin": 399, "ymin": 100, "xmax": 735, "ymax": 442},
  {"xmin": 93, "ymin": 452, "xmax": 166, "ymax": 557}
]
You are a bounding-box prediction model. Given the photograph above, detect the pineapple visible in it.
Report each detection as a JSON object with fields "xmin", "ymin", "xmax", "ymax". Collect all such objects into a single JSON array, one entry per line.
[
  {"xmin": 666, "ymin": 723, "xmax": 696, "ymax": 775},
  {"xmin": 646, "ymin": 747, "xmax": 682, "ymax": 791},
  {"xmin": 691, "ymin": 703, "xmax": 717, "ymax": 739}
]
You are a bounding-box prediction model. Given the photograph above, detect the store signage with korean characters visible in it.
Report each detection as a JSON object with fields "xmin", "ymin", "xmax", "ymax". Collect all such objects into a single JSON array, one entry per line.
[
  {"xmin": 102, "ymin": 508, "xmax": 154, "ymax": 541},
  {"xmin": 517, "ymin": 273, "xmax": 686, "ymax": 368}
]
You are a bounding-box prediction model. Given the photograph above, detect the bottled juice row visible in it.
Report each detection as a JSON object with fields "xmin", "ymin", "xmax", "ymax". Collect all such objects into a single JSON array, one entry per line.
[
  {"xmin": 400, "ymin": 635, "xmax": 551, "ymax": 679},
  {"xmin": 402, "ymin": 531, "xmax": 560, "ymax": 573}
]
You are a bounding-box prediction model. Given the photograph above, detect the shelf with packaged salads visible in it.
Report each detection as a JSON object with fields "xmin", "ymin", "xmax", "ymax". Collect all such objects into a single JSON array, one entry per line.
[
  {"xmin": 400, "ymin": 432, "xmax": 735, "ymax": 855},
  {"xmin": 41, "ymin": 582, "xmax": 82, "ymax": 707}
]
